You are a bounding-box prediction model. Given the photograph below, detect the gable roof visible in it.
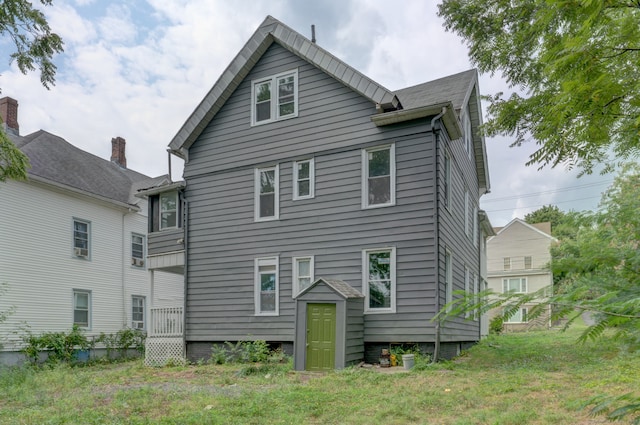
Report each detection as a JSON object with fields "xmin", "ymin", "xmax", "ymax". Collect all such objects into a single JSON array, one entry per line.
[
  {"xmin": 12, "ymin": 130, "xmax": 156, "ymax": 209},
  {"xmin": 169, "ymin": 15, "xmax": 400, "ymax": 155},
  {"xmin": 492, "ymin": 218, "xmax": 557, "ymax": 241},
  {"xmin": 296, "ymin": 277, "xmax": 364, "ymax": 299},
  {"xmin": 168, "ymin": 15, "xmax": 490, "ymax": 193}
]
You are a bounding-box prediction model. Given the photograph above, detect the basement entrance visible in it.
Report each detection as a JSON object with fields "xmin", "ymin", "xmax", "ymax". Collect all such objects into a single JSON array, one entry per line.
[{"xmin": 306, "ymin": 303, "xmax": 336, "ymax": 371}]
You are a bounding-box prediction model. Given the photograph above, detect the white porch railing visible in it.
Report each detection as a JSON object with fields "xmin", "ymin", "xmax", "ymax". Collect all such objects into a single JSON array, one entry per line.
[{"xmin": 149, "ymin": 307, "xmax": 183, "ymax": 337}]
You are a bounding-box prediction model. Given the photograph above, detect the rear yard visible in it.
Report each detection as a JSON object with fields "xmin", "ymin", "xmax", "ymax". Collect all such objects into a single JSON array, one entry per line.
[{"xmin": 1, "ymin": 325, "xmax": 638, "ymax": 424}]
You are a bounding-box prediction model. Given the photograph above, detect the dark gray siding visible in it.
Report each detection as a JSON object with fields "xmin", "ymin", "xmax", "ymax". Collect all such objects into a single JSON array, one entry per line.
[
  {"xmin": 436, "ymin": 115, "xmax": 482, "ymax": 342},
  {"xmin": 184, "ymin": 43, "xmax": 447, "ymax": 344},
  {"xmin": 148, "ymin": 229, "xmax": 184, "ymax": 256},
  {"xmin": 345, "ymin": 299, "xmax": 365, "ymax": 365}
]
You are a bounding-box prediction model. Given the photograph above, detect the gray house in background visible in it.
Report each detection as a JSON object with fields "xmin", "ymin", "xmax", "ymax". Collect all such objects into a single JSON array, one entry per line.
[{"xmin": 150, "ymin": 16, "xmax": 491, "ymax": 370}]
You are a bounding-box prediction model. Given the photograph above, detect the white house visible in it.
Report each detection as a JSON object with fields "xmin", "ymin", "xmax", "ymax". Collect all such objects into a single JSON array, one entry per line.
[
  {"xmin": 486, "ymin": 218, "xmax": 556, "ymax": 331},
  {"xmin": 0, "ymin": 97, "xmax": 183, "ymax": 365}
]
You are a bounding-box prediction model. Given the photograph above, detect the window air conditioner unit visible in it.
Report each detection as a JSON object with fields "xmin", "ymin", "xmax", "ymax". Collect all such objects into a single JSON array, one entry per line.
[
  {"xmin": 74, "ymin": 247, "xmax": 88, "ymax": 257},
  {"xmin": 132, "ymin": 258, "xmax": 144, "ymax": 267},
  {"xmin": 132, "ymin": 321, "xmax": 144, "ymax": 330}
]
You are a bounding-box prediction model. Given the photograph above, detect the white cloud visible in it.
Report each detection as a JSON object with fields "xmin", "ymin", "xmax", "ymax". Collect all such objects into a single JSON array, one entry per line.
[{"xmin": 0, "ymin": 0, "xmax": 613, "ymax": 221}]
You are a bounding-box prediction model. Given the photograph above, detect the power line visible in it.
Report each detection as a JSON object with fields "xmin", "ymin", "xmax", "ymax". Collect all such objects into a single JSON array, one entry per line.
[
  {"xmin": 483, "ymin": 195, "xmax": 601, "ymax": 213},
  {"xmin": 481, "ymin": 180, "xmax": 613, "ymax": 203}
]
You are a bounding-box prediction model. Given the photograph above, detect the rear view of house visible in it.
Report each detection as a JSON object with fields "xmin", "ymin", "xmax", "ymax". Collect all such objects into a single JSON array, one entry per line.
[{"xmin": 154, "ymin": 16, "xmax": 492, "ymax": 370}]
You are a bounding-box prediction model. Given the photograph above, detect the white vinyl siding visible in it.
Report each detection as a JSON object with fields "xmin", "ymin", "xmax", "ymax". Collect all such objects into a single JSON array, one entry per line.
[
  {"xmin": 503, "ymin": 277, "xmax": 527, "ymax": 294},
  {"xmin": 293, "ymin": 159, "xmax": 314, "ymax": 200},
  {"xmin": 160, "ymin": 191, "xmax": 178, "ymax": 230},
  {"xmin": 362, "ymin": 144, "xmax": 396, "ymax": 209},
  {"xmin": 292, "ymin": 256, "xmax": 314, "ymax": 295},
  {"xmin": 254, "ymin": 257, "xmax": 279, "ymax": 316},
  {"xmin": 255, "ymin": 165, "xmax": 279, "ymax": 221},
  {"xmin": 73, "ymin": 289, "xmax": 91, "ymax": 328},
  {"xmin": 73, "ymin": 218, "xmax": 90, "ymax": 259},
  {"xmin": 251, "ymin": 69, "xmax": 298, "ymax": 126},
  {"xmin": 363, "ymin": 247, "xmax": 396, "ymax": 313}
]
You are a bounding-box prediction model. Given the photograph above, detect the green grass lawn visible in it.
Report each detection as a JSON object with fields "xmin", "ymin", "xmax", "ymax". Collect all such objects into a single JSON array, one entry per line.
[{"xmin": 1, "ymin": 326, "xmax": 638, "ymax": 424}]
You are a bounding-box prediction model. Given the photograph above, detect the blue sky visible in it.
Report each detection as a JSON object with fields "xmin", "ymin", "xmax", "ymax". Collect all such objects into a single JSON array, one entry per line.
[{"xmin": 0, "ymin": 0, "xmax": 614, "ymax": 226}]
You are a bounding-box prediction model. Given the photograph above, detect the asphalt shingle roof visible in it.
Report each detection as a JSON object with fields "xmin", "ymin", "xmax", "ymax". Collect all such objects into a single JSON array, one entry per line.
[
  {"xmin": 394, "ymin": 69, "xmax": 477, "ymax": 112},
  {"xmin": 12, "ymin": 130, "xmax": 160, "ymax": 207}
]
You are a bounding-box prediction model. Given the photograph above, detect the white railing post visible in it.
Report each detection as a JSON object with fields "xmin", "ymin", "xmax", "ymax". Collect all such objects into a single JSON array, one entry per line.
[{"xmin": 149, "ymin": 307, "xmax": 183, "ymax": 337}]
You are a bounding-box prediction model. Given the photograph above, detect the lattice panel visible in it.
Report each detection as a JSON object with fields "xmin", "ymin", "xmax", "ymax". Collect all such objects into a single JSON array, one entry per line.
[{"xmin": 144, "ymin": 338, "xmax": 186, "ymax": 367}]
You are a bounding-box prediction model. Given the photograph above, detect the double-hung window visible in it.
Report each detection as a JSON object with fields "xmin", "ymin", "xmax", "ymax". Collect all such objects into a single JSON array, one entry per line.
[
  {"xmin": 473, "ymin": 205, "xmax": 479, "ymax": 247},
  {"xmin": 464, "ymin": 266, "xmax": 471, "ymax": 318},
  {"xmin": 160, "ymin": 191, "xmax": 178, "ymax": 230},
  {"xmin": 362, "ymin": 144, "xmax": 395, "ymax": 208},
  {"xmin": 73, "ymin": 219, "xmax": 90, "ymax": 258},
  {"xmin": 503, "ymin": 277, "xmax": 527, "ymax": 293},
  {"xmin": 444, "ymin": 150, "xmax": 451, "ymax": 209},
  {"xmin": 251, "ymin": 70, "xmax": 298, "ymax": 125},
  {"xmin": 524, "ymin": 256, "xmax": 532, "ymax": 269},
  {"xmin": 464, "ymin": 105, "xmax": 473, "ymax": 159},
  {"xmin": 132, "ymin": 296, "xmax": 145, "ymax": 329},
  {"xmin": 503, "ymin": 257, "xmax": 511, "ymax": 271},
  {"xmin": 255, "ymin": 165, "xmax": 279, "ymax": 221},
  {"xmin": 293, "ymin": 256, "xmax": 314, "ymax": 295},
  {"xmin": 73, "ymin": 290, "xmax": 91, "ymax": 328},
  {"xmin": 131, "ymin": 233, "xmax": 145, "ymax": 267},
  {"xmin": 363, "ymin": 247, "xmax": 396, "ymax": 313},
  {"xmin": 255, "ymin": 257, "xmax": 279, "ymax": 315},
  {"xmin": 293, "ymin": 159, "xmax": 314, "ymax": 200},
  {"xmin": 465, "ymin": 191, "xmax": 471, "ymax": 237},
  {"xmin": 445, "ymin": 250, "xmax": 453, "ymax": 312},
  {"xmin": 505, "ymin": 308, "xmax": 528, "ymax": 323}
]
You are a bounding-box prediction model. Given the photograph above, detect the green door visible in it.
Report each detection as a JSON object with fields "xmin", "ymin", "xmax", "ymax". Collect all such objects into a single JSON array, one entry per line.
[{"xmin": 306, "ymin": 303, "xmax": 336, "ymax": 371}]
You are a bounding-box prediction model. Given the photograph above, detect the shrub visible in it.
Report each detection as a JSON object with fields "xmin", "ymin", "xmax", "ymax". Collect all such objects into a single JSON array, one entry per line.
[
  {"xmin": 210, "ymin": 340, "xmax": 284, "ymax": 365},
  {"xmin": 21, "ymin": 325, "xmax": 93, "ymax": 364}
]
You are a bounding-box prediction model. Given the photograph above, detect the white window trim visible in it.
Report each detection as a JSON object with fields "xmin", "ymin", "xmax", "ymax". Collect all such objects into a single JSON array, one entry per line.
[
  {"xmin": 363, "ymin": 247, "xmax": 396, "ymax": 314},
  {"xmin": 524, "ymin": 256, "xmax": 533, "ymax": 269},
  {"xmin": 444, "ymin": 149, "xmax": 452, "ymax": 210},
  {"xmin": 502, "ymin": 277, "xmax": 528, "ymax": 294},
  {"xmin": 131, "ymin": 233, "xmax": 146, "ymax": 268},
  {"xmin": 464, "ymin": 266, "xmax": 471, "ymax": 318},
  {"xmin": 465, "ymin": 190, "xmax": 471, "ymax": 237},
  {"xmin": 131, "ymin": 295, "xmax": 146, "ymax": 330},
  {"xmin": 254, "ymin": 256, "xmax": 279, "ymax": 316},
  {"xmin": 464, "ymin": 105, "xmax": 473, "ymax": 159},
  {"xmin": 503, "ymin": 257, "xmax": 511, "ymax": 271},
  {"xmin": 473, "ymin": 273, "xmax": 479, "ymax": 321},
  {"xmin": 254, "ymin": 165, "xmax": 280, "ymax": 221},
  {"xmin": 159, "ymin": 191, "xmax": 178, "ymax": 231},
  {"xmin": 361, "ymin": 144, "xmax": 396, "ymax": 209},
  {"xmin": 292, "ymin": 256, "xmax": 315, "ymax": 296},
  {"xmin": 250, "ymin": 69, "xmax": 299, "ymax": 126},
  {"xmin": 505, "ymin": 307, "xmax": 528, "ymax": 323},
  {"xmin": 293, "ymin": 158, "xmax": 315, "ymax": 200},
  {"xmin": 445, "ymin": 250, "xmax": 453, "ymax": 312},
  {"xmin": 72, "ymin": 218, "xmax": 91, "ymax": 260},
  {"xmin": 73, "ymin": 289, "xmax": 91, "ymax": 329},
  {"xmin": 473, "ymin": 205, "xmax": 479, "ymax": 247}
]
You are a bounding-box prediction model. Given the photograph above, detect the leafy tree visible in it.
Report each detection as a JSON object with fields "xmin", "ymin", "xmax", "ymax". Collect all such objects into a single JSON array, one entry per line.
[
  {"xmin": 437, "ymin": 1, "xmax": 640, "ymax": 174},
  {"xmin": 0, "ymin": 0, "xmax": 64, "ymax": 181},
  {"xmin": 436, "ymin": 164, "xmax": 640, "ymax": 423},
  {"xmin": 524, "ymin": 205, "xmax": 565, "ymax": 232}
]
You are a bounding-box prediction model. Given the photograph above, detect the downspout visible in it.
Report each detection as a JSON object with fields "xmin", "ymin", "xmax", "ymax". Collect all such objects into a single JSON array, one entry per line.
[
  {"xmin": 181, "ymin": 193, "xmax": 189, "ymax": 359},
  {"xmin": 431, "ymin": 107, "xmax": 447, "ymax": 364},
  {"xmin": 122, "ymin": 211, "xmax": 128, "ymax": 328}
]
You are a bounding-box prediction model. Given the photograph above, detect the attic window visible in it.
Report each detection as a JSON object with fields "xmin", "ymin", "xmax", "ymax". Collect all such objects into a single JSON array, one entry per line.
[{"xmin": 251, "ymin": 70, "xmax": 298, "ymax": 126}]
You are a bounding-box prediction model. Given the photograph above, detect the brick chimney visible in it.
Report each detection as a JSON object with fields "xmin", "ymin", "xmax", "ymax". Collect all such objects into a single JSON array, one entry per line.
[
  {"xmin": 0, "ymin": 97, "xmax": 20, "ymax": 136},
  {"xmin": 111, "ymin": 136, "xmax": 127, "ymax": 168}
]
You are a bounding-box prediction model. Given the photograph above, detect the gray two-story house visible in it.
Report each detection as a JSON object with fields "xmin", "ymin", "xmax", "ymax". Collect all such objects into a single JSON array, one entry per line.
[{"xmin": 147, "ymin": 16, "xmax": 491, "ymax": 370}]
